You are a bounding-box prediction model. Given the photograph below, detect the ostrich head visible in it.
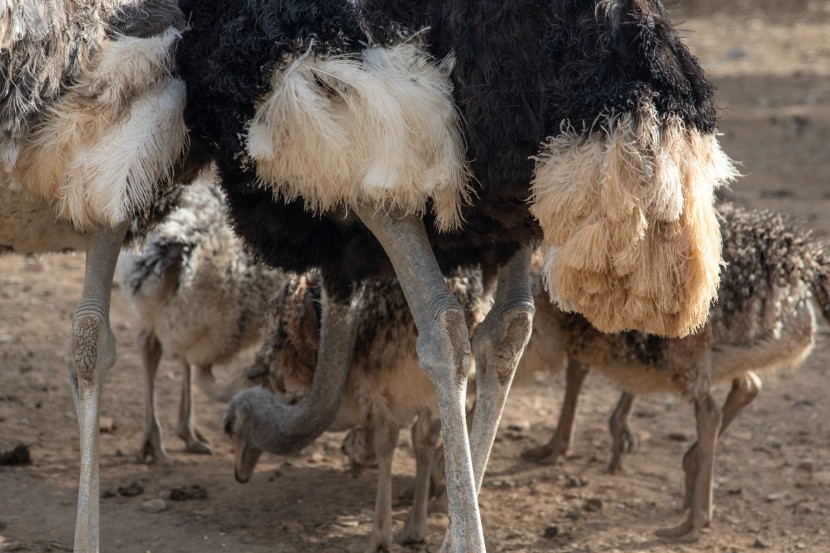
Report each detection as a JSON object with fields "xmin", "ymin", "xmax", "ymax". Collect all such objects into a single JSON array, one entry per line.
[
  {"xmin": 223, "ymin": 388, "xmax": 270, "ymax": 483},
  {"xmin": 224, "ymin": 381, "xmax": 328, "ymax": 483}
]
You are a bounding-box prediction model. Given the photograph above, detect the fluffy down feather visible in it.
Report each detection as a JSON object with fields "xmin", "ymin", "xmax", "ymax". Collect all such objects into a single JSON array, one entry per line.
[
  {"xmin": 531, "ymin": 103, "xmax": 738, "ymax": 337},
  {"xmin": 524, "ymin": 0, "xmax": 739, "ymax": 338},
  {"xmin": 247, "ymin": 43, "xmax": 470, "ymax": 231},
  {"xmin": 12, "ymin": 27, "xmax": 186, "ymax": 230}
]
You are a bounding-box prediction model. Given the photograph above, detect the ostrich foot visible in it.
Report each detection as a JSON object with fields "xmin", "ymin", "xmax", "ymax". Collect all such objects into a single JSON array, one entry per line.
[
  {"xmin": 179, "ymin": 426, "xmax": 213, "ymax": 455},
  {"xmin": 364, "ymin": 533, "xmax": 391, "ymax": 553},
  {"xmin": 655, "ymin": 518, "xmax": 703, "ymax": 542},
  {"xmin": 608, "ymin": 425, "xmax": 636, "ymax": 474},
  {"xmin": 521, "ymin": 440, "xmax": 566, "ymax": 464},
  {"xmin": 137, "ymin": 434, "xmax": 173, "ymax": 465},
  {"xmin": 523, "ymin": 361, "xmax": 588, "ymax": 467},
  {"xmin": 395, "ymin": 520, "xmax": 427, "ymax": 546},
  {"xmin": 608, "ymin": 392, "xmax": 636, "ymax": 474}
]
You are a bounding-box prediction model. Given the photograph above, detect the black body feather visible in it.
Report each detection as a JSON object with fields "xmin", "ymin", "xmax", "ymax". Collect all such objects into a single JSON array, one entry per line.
[
  {"xmin": 177, "ymin": 0, "xmax": 385, "ymax": 298},
  {"xmin": 177, "ymin": 0, "xmax": 718, "ymax": 293}
]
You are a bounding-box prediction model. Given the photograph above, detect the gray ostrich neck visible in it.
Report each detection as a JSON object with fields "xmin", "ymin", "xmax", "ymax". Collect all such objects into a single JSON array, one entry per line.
[{"xmin": 250, "ymin": 285, "xmax": 363, "ymax": 453}]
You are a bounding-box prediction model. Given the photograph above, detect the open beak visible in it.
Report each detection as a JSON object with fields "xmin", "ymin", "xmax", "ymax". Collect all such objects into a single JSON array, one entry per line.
[{"xmin": 233, "ymin": 435, "xmax": 250, "ymax": 483}]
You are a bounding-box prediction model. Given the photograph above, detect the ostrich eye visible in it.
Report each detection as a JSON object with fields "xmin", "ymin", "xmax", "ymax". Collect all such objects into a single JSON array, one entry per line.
[{"xmin": 223, "ymin": 414, "xmax": 235, "ymax": 436}]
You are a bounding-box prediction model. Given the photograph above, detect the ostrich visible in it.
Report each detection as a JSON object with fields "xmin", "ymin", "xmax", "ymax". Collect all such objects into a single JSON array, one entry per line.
[
  {"xmin": 116, "ymin": 175, "xmax": 287, "ymax": 463},
  {"xmin": 227, "ymin": 268, "xmax": 490, "ymax": 551},
  {"xmin": 1, "ymin": 1, "xmax": 193, "ymax": 550},
  {"xmin": 176, "ymin": 0, "xmax": 735, "ymax": 549},
  {"xmin": 520, "ymin": 203, "xmax": 830, "ymax": 540}
]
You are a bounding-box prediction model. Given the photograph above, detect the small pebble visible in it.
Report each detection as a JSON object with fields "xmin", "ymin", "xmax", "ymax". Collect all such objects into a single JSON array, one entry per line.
[
  {"xmin": 564, "ymin": 475, "xmax": 588, "ymax": 488},
  {"xmin": 725, "ymin": 46, "xmax": 748, "ymax": 59},
  {"xmin": 0, "ymin": 445, "xmax": 31, "ymax": 466},
  {"xmin": 811, "ymin": 471, "xmax": 830, "ymax": 485},
  {"xmin": 793, "ymin": 502, "xmax": 817, "ymax": 515},
  {"xmin": 752, "ymin": 538, "xmax": 769, "ymax": 549},
  {"xmin": 169, "ymin": 485, "xmax": 208, "ymax": 501},
  {"xmin": 507, "ymin": 420, "xmax": 530, "ymax": 432},
  {"xmin": 797, "ymin": 461, "xmax": 815, "ymax": 473},
  {"xmin": 543, "ymin": 525, "xmax": 560, "ymax": 539},
  {"xmin": 280, "ymin": 521, "xmax": 304, "ymax": 534},
  {"xmin": 118, "ymin": 482, "xmax": 144, "ymax": 497},
  {"xmin": 335, "ymin": 516, "xmax": 360, "ymax": 528},
  {"xmin": 583, "ymin": 498, "xmax": 603, "ymax": 512},
  {"xmin": 141, "ymin": 498, "xmax": 166, "ymax": 513}
]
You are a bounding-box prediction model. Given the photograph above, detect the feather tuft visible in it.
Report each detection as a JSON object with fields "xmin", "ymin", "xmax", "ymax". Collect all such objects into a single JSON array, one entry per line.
[
  {"xmin": 531, "ymin": 103, "xmax": 739, "ymax": 338},
  {"xmin": 246, "ymin": 43, "xmax": 470, "ymax": 231}
]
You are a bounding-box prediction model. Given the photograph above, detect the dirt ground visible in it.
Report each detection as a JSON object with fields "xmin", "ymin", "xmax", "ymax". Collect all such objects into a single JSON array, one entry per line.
[{"xmin": 2, "ymin": 3, "xmax": 829, "ymax": 552}]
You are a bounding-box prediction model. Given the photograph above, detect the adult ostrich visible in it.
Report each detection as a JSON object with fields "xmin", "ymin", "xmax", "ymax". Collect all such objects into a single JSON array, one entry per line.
[
  {"xmin": 176, "ymin": 0, "xmax": 735, "ymax": 550},
  {"xmin": 1, "ymin": 1, "xmax": 193, "ymax": 551}
]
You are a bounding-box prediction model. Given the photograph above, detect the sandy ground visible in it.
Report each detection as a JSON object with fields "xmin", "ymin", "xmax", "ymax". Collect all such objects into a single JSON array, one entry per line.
[{"xmin": 1, "ymin": 3, "xmax": 829, "ymax": 552}]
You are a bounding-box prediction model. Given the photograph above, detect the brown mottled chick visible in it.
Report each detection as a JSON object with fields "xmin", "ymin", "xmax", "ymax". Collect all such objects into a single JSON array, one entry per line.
[
  {"xmin": 117, "ymin": 175, "xmax": 287, "ymax": 464},
  {"xmin": 521, "ymin": 202, "xmax": 830, "ymax": 542},
  {"xmin": 227, "ymin": 268, "xmax": 491, "ymax": 553}
]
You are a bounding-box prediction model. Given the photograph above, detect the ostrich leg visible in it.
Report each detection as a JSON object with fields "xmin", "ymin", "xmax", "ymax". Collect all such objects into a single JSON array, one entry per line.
[
  {"xmin": 366, "ymin": 417, "xmax": 400, "ymax": 553},
  {"xmin": 656, "ymin": 353, "xmax": 722, "ymax": 542},
  {"xmin": 67, "ymin": 223, "xmax": 128, "ymax": 553},
  {"xmin": 397, "ymin": 410, "xmax": 441, "ymax": 545},
  {"xmin": 468, "ymin": 245, "xmax": 534, "ymax": 487},
  {"xmin": 177, "ymin": 361, "xmax": 213, "ymax": 454},
  {"xmin": 681, "ymin": 371, "xmax": 761, "ymax": 509},
  {"xmin": 608, "ymin": 391, "xmax": 637, "ymax": 474},
  {"xmin": 137, "ymin": 330, "xmax": 171, "ymax": 464},
  {"xmin": 522, "ymin": 360, "xmax": 589, "ymax": 464},
  {"xmin": 355, "ymin": 206, "xmax": 482, "ymax": 553},
  {"xmin": 432, "ymin": 246, "xmax": 534, "ymax": 553}
]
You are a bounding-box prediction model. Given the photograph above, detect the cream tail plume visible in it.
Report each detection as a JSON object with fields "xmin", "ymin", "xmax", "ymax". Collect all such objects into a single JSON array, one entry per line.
[
  {"xmin": 246, "ymin": 43, "xmax": 471, "ymax": 232},
  {"xmin": 14, "ymin": 28, "xmax": 186, "ymax": 231},
  {"xmin": 530, "ymin": 101, "xmax": 739, "ymax": 338}
]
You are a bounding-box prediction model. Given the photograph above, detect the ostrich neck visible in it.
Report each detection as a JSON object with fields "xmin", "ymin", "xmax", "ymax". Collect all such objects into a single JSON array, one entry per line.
[{"xmin": 250, "ymin": 287, "xmax": 362, "ymax": 454}]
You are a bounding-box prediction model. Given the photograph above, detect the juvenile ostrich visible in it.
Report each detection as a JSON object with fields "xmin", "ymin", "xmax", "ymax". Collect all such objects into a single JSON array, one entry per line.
[
  {"xmin": 1, "ymin": 1, "xmax": 191, "ymax": 550},
  {"xmin": 521, "ymin": 203, "xmax": 830, "ymax": 540},
  {"xmin": 176, "ymin": 0, "xmax": 734, "ymax": 549},
  {"xmin": 227, "ymin": 268, "xmax": 490, "ymax": 551},
  {"xmin": 117, "ymin": 176, "xmax": 286, "ymax": 463}
]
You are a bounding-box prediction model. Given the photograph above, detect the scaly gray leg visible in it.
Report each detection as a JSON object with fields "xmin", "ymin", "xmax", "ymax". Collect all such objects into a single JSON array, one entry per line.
[
  {"xmin": 428, "ymin": 391, "xmax": 475, "ymax": 516},
  {"xmin": 397, "ymin": 409, "xmax": 441, "ymax": 544},
  {"xmin": 469, "ymin": 245, "xmax": 535, "ymax": 493},
  {"xmin": 137, "ymin": 330, "xmax": 171, "ymax": 464},
  {"xmin": 522, "ymin": 360, "xmax": 588, "ymax": 464},
  {"xmin": 177, "ymin": 362, "xmax": 213, "ymax": 454},
  {"xmin": 656, "ymin": 353, "xmax": 722, "ymax": 542},
  {"xmin": 682, "ymin": 371, "xmax": 761, "ymax": 509},
  {"xmin": 608, "ymin": 391, "xmax": 636, "ymax": 474},
  {"xmin": 67, "ymin": 223, "xmax": 128, "ymax": 553},
  {"xmin": 435, "ymin": 246, "xmax": 534, "ymax": 552},
  {"xmin": 366, "ymin": 417, "xmax": 400, "ymax": 553},
  {"xmin": 355, "ymin": 206, "xmax": 481, "ymax": 553}
]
